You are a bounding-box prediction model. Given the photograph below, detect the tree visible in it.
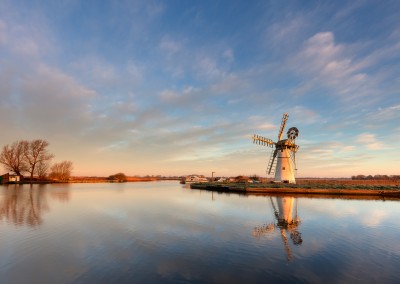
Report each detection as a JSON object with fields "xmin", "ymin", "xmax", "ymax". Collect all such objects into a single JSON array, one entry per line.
[
  {"xmin": 49, "ymin": 161, "xmax": 73, "ymax": 181},
  {"xmin": 108, "ymin": 172, "xmax": 127, "ymax": 182},
  {"xmin": 250, "ymin": 174, "xmax": 260, "ymax": 181},
  {"xmin": 23, "ymin": 139, "xmax": 54, "ymax": 181},
  {"xmin": 36, "ymin": 160, "xmax": 51, "ymax": 180},
  {"xmin": 0, "ymin": 140, "xmax": 28, "ymax": 176}
]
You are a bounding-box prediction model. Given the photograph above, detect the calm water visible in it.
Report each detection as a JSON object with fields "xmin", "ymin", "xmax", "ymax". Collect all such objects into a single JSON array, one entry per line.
[{"xmin": 1, "ymin": 181, "xmax": 399, "ymax": 283}]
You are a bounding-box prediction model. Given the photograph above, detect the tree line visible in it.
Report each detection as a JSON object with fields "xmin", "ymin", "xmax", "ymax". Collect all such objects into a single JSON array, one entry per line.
[
  {"xmin": 351, "ymin": 174, "xmax": 400, "ymax": 180},
  {"xmin": 0, "ymin": 139, "xmax": 73, "ymax": 181}
]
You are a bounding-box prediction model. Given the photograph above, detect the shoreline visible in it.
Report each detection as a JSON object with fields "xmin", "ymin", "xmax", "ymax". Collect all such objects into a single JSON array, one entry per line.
[
  {"xmin": 1, "ymin": 177, "xmax": 180, "ymax": 185},
  {"xmin": 189, "ymin": 183, "xmax": 400, "ymax": 199}
]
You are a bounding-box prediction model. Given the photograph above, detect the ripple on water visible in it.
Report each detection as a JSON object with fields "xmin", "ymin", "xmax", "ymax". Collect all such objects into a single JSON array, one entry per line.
[{"xmin": 1, "ymin": 183, "xmax": 400, "ymax": 283}]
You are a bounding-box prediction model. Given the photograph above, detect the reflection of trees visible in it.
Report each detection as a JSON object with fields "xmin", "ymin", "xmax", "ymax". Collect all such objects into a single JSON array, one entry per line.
[
  {"xmin": 253, "ymin": 196, "xmax": 302, "ymax": 261},
  {"xmin": 0, "ymin": 185, "xmax": 49, "ymax": 227},
  {"xmin": 50, "ymin": 188, "xmax": 70, "ymax": 203}
]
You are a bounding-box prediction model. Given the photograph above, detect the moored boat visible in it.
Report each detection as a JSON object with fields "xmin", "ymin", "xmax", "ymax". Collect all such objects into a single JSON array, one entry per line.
[{"xmin": 180, "ymin": 175, "xmax": 209, "ymax": 184}]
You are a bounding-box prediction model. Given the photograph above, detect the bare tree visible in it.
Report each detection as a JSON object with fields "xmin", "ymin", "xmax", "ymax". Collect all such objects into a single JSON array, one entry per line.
[
  {"xmin": 49, "ymin": 161, "xmax": 73, "ymax": 181},
  {"xmin": 0, "ymin": 140, "xmax": 28, "ymax": 176},
  {"xmin": 23, "ymin": 139, "xmax": 54, "ymax": 182},
  {"xmin": 36, "ymin": 160, "xmax": 51, "ymax": 180}
]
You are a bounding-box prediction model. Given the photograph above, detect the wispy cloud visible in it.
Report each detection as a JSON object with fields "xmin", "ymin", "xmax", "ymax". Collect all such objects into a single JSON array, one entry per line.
[
  {"xmin": 0, "ymin": 20, "xmax": 7, "ymax": 45},
  {"xmin": 265, "ymin": 15, "xmax": 309, "ymax": 52},
  {"xmin": 159, "ymin": 36, "xmax": 183, "ymax": 54},
  {"xmin": 222, "ymin": 48, "xmax": 234, "ymax": 62},
  {"xmin": 369, "ymin": 104, "xmax": 400, "ymax": 122},
  {"xmin": 289, "ymin": 32, "xmax": 371, "ymax": 100},
  {"xmin": 356, "ymin": 133, "xmax": 387, "ymax": 150},
  {"xmin": 0, "ymin": 1, "xmax": 399, "ymax": 176}
]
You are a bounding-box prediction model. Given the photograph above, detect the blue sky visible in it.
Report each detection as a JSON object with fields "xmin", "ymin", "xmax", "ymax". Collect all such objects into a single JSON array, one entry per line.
[{"xmin": 0, "ymin": 0, "xmax": 399, "ymax": 177}]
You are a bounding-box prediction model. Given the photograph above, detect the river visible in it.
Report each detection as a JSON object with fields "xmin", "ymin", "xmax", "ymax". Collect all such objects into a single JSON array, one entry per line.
[{"xmin": 1, "ymin": 181, "xmax": 399, "ymax": 283}]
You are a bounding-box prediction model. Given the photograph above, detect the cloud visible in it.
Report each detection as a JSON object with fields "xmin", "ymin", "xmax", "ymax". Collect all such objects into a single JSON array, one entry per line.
[
  {"xmin": 159, "ymin": 36, "xmax": 182, "ymax": 54},
  {"xmin": 195, "ymin": 56, "xmax": 224, "ymax": 79},
  {"xmin": 333, "ymin": 0, "xmax": 366, "ymax": 20},
  {"xmin": 370, "ymin": 104, "xmax": 400, "ymax": 122},
  {"xmin": 111, "ymin": 99, "xmax": 138, "ymax": 115},
  {"xmin": 210, "ymin": 74, "xmax": 247, "ymax": 94},
  {"xmin": 0, "ymin": 40, "xmax": 97, "ymax": 143},
  {"xmin": 289, "ymin": 106, "xmax": 321, "ymax": 125},
  {"xmin": 145, "ymin": 1, "xmax": 164, "ymax": 18},
  {"xmin": 156, "ymin": 36, "xmax": 191, "ymax": 78},
  {"xmin": 70, "ymin": 57, "xmax": 119, "ymax": 84},
  {"xmin": 257, "ymin": 124, "xmax": 276, "ymax": 131},
  {"xmin": 296, "ymin": 138, "xmax": 382, "ymax": 177},
  {"xmin": 222, "ymin": 48, "xmax": 234, "ymax": 62},
  {"xmin": 0, "ymin": 9, "xmax": 56, "ymax": 59},
  {"xmin": 0, "ymin": 20, "xmax": 7, "ymax": 45},
  {"xmin": 13, "ymin": 36, "xmax": 41, "ymax": 57},
  {"xmin": 266, "ymin": 15, "xmax": 309, "ymax": 51},
  {"xmin": 356, "ymin": 133, "xmax": 386, "ymax": 150},
  {"xmin": 289, "ymin": 32, "xmax": 375, "ymax": 102},
  {"xmin": 0, "ymin": 1, "xmax": 399, "ymax": 177},
  {"xmin": 343, "ymin": 145, "xmax": 355, "ymax": 152},
  {"xmin": 352, "ymin": 39, "xmax": 400, "ymax": 73},
  {"xmin": 158, "ymin": 86, "xmax": 200, "ymax": 107},
  {"xmin": 159, "ymin": 89, "xmax": 180, "ymax": 102},
  {"xmin": 97, "ymin": 140, "xmax": 129, "ymax": 152},
  {"xmin": 297, "ymin": 32, "xmax": 346, "ymax": 70},
  {"xmin": 126, "ymin": 61, "xmax": 143, "ymax": 83},
  {"xmin": 19, "ymin": 64, "xmax": 96, "ymax": 133}
]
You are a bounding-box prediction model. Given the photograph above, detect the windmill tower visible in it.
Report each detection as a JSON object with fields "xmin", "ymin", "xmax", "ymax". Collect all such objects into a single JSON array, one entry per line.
[{"xmin": 252, "ymin": 113, "xmax": 299, "ymax": 183}]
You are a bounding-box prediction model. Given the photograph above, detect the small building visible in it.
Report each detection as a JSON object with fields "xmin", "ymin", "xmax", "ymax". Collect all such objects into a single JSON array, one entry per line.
[{"xmin": 1, "ymin": 173, "xmax": 21, "ymax": 184}]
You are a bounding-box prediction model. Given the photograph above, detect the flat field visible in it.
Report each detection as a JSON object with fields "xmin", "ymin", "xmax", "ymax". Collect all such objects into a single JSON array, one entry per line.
[{"xmin": 296, "ymin": 178, "xmax": 399, "ymax": 186}]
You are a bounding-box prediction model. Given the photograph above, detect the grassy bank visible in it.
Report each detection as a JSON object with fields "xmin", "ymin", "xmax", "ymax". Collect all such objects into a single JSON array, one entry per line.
[{"xmin": 189, "ymin": 182, "xmax": 400, "ymax": 198}]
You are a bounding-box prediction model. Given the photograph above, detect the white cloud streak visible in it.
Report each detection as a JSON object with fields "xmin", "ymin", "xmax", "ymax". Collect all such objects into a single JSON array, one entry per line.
[{"xmin": 356, "ymin": 133, "xmax": 386, "ymax": 150}]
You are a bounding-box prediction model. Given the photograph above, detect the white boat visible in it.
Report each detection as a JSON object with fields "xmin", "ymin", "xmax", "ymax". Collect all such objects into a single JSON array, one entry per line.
[{"xmin": 180, "ymin": 175, "xmax": 209, "ymax": 184}]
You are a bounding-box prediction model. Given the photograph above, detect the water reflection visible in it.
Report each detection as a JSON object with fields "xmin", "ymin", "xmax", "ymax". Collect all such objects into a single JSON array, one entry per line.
[
  {"xmin": 1, "ymin": 182, "xmax": 399, "ymax": 283},
  {"xmin": 253, "ymin": 196, "xmax": 302, "ymax": 261},
  {"xmin": 50, "ymin": 187, "xmax": 70, "ymax": 203},
  {"xmin": 0, "ymin": 184, "xmax": 70, "ymax": 227}
]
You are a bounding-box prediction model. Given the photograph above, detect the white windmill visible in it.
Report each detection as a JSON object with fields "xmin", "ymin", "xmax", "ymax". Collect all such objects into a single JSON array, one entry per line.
[{"xmin": 252, "ymin": 113, "xmax": 299, "ymax": 183}]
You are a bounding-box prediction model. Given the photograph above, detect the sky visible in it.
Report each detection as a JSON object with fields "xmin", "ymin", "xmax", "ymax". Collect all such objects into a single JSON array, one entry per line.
[{"xmin": 0, "ymin": 0, "xmax": 399, "ymax": 178}]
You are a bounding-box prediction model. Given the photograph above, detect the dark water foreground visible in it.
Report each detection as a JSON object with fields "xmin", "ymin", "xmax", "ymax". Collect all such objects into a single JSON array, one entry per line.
[{"xmin": 1, "ymin": 182, "xmax": 399, "ymax": 283}]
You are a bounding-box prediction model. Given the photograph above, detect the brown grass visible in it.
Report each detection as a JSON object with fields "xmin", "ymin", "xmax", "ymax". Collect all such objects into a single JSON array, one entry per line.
[{"xmin": 296, "ymin": 178, "xmax": 400, "ymax": 186}]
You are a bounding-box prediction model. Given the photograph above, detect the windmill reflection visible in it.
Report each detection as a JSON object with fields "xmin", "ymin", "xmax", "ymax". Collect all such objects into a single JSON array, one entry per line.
[{"xmin": 253, "ymin": 196, "xmax": 302, "ymax": 261}]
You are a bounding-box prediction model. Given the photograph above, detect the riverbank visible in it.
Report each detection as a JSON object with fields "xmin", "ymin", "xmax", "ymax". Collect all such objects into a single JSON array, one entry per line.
[
  {"xmin": 189, "ymin": 182, "xmax": 400, "ymax": 198},
  {"xmin": 1, "ymin": 176, "xmax": 181, "ymax": 185}
]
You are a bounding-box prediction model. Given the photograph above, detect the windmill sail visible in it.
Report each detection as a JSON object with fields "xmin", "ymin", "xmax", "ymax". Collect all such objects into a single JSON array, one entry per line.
[{"xmin": 278, "ymin": 113, "xmax": 289, "ymax": 140}]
